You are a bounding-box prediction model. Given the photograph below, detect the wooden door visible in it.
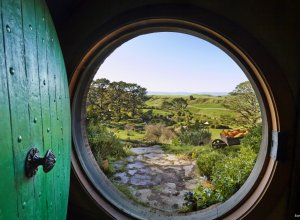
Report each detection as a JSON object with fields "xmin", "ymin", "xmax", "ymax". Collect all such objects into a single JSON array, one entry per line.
[{"xmin": 0, "ymin": 0, "xmax": 71, "ymax": 219}]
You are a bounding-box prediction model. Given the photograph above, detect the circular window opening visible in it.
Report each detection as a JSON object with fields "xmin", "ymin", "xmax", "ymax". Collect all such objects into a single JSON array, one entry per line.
[
  {"xmin": 72, "ymin": 20, "xmax": 273, "ymax": 220},
  {"xmin": 87, "ymin": 32, "xmax": 262, "ymax": 212}
]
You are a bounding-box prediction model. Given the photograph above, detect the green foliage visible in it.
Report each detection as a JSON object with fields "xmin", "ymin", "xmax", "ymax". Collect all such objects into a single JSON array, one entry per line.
[
  {"xmin": 183, "ymin": 146, "xmax": 257, "ymax": 212},
  {"xmin": 171, "ymin": 97, "xmax": 188, "ymax": 114},
  {"xmin": 224, "ymin": 81, "xmax": 261, "ymax": 127},
  {"xmin": 161, "ymin": 144, "xmax": 201, "ymax": 158},
  {"xmin": 111, "ymin": 182, "xmax": 145, "ymax": 205},
  {"xmin": 215, "ymin": 124, "xmax": 230, "ymax": 129},
  {"xmin": 140, "ymin": 109, "xmax": 153, "ymax": 123},
  {"xmin": 189, "ymin": 95, "xmax": 195, "ymax": 100},
  {"xmin": 182, "ymin": 186, "xmax": 221, "ymax": 212},
  {"xmin": 212, "ymin": 146, "xmax": 257, "ymax": 200},
  {"xmin": 178, "ymin": 128, "xmax": 211, "ymax": 146},
  {"xmin": 146, "ymin": 94, "xmax": 239, "ymax": 128},
  {"xmin": 87, "ymin": 124, "xmax": 126, "ymax": 162},
  {"xmin": 196, "ymin": 149, "xmax": 224, "ymax": 178},
  {"xmin": 241, "ymin": 124, "xmax": 262, "ymax": 153},
  {"xmin": 210, "ymin": 128, "xmax": 225, "ymax": 140},
  {"xmin": 86, "ymin": 78, "xmax": 147, "ymax": 123},
  {"xmin": 86, "ymin": 78, "xmax": 111, "ymax": 122},
  {"xmin": 86, "ymin": 78, "xmax": 262, "ymax": 212},
  {"xmin": 114, "ymin": 129, "xmax": 145, "ymax": 141}
]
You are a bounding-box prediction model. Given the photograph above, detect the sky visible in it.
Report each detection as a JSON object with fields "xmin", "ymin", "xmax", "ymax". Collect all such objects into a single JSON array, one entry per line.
[{"xmin": 94, "ymin": 32, "xmax": 248, "ymax": 93}]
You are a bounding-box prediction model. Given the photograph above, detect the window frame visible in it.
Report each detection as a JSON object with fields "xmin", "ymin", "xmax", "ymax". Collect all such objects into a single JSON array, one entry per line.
[{"xmin": 70, "ymin": 14, "xmax": 293, "ymax": 219}]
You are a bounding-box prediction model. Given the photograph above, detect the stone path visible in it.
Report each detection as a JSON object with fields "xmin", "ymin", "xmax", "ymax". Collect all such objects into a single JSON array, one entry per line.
[{"xmin": 110, "ymin": 145, "xmax": 201, "ymax": 212}]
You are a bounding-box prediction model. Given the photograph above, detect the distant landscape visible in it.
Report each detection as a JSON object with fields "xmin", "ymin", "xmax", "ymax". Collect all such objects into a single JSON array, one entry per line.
[
  {"xmin": 86, "ymin": 78, "xmax": 262, "ymax": 212},
  {"xmin": 147, "ymin": 91, "xmax": 229, "ymax": 96}
]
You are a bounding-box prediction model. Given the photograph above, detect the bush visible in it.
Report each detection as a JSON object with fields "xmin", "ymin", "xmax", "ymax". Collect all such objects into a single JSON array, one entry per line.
[
  {"xmin": 215, "ymin": 124, "xmax": 230, "ymax": 129},
  {"xmin": 182, "ymin": 185, "xmax": 221, "ymax": 212},
  {"xmin": 87, "ymin": 124, "xmax": 126, "ymax": 163},
  {"xmin": 187, "ymin": 144, "xmax": 257, "ymax": 211},
  {"xmin": 241, "ymin": 124, "xmax": 262, "ymax": 153},
  {"xmin": 211, "ymin": 146, "xmax": 257, "ymax": 200},
  {"xmin": 197, "ymin": 149, "xmax": 224, "ymax": 179},
  {"xmin": 144, "ymin": 123, "xmax": 176, "ymax": 144},
  {"xmin": 179, "ymin": 128, "xmax": 211, "ymax": 146},
  {"xmin": 140, "ymin": 110, "xmax": 153, "ymax": 123},
  {"xmin": 124, "ymin": 124, "xmax": 135, "ymax": 131}
]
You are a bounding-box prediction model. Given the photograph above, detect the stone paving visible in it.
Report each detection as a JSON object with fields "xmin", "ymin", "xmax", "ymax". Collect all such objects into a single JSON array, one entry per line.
[{"xmin": 110, "ymin": 145, "xmax": 201, "ymax": 212}]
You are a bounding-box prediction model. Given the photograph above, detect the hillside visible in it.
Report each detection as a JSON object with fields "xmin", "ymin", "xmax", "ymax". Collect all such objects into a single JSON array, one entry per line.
[{"xmin": 145, "ymin": 94, "xmax": 238, "ymax": 129}]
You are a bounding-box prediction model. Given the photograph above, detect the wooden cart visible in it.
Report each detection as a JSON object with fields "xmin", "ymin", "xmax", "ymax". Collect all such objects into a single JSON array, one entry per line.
[{"xmin": 212, "ymin": 129, "xmax": 246, "ymax": 149}]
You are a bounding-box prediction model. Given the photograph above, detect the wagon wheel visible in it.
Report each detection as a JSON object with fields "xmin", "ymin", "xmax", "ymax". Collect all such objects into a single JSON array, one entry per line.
[{"xmin": 212, "ymin": 139, "xmax": 227, "ymax": 149}]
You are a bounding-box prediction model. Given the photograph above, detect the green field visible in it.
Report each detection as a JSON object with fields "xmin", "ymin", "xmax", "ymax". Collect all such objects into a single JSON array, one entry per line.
[
  {"xmin": 145, "ymin": 94, "xmax": 238, "ymax": 127},
  {"xmin": 114, "ymin": 129, "xmax": 145, "ymax": 141},
  {"xmin": 108, "ymin": 94, "xmax": 240, "ymax": 143},
  {"xmin": 113, "ymin": 127, "xmax": 223, "ymax": 142},
  {"xmin": 93, "ymin": 94, "xmax": 242, "ymax": 146}
]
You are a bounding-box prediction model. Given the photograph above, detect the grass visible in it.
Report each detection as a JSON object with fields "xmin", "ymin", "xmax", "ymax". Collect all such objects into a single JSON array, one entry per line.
[
  {"xmin": 109, "ymin": 94, "xmax": 238, "ymax": 146},
  {"xmin": 152, "ymin": 109, "xmax": 170, "ymax": 116},
  {"xmin": 107, "ymin": 94, "xmax": 241, "ymax": 150},
  {"xmin": 188, "ymin": 106, "xmax": 237, "ymax": 117},
  {"xmin": 161, "ymin": 144, "xmax": 202, "ymax": 157},
  {"xmin": 114, "ymin": 130, "xmax": 145, "ymax": 141},
  {"xmin": 210, "ymin": 128, "xmax": 224, "ymax": 140},
  {"xmin": 188, "ymin": 103, "xmax": 225, "ymax": 109},
  {"xmin": 145, "ymin": 95, "xmax": 238, "ymax": 125},
  {"xmin": 112, "ymin": 128, "xmax": 223, "ymax": 148},
  {"xmin": 111, "ymin": 181, "xmax": 146, "ymax": 206}
]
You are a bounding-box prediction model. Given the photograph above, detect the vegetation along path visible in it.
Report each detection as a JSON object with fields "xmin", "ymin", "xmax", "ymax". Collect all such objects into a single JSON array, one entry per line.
[{"xmin": 110, "ymin": 145, "xmax": 201, "ymax": 212}]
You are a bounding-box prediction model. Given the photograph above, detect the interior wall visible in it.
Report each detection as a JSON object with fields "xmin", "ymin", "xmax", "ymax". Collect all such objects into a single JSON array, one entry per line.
[
  {"xmin": 49, "ymin": 0, "xmax": 300, "ymax": 97},
  {"xmin": 46, "ymin": 1, "xmax": 300, "ymax": 219}
]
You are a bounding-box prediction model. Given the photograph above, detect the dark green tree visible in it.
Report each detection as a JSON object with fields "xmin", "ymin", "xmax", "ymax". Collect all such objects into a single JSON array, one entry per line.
[
  {"xmin": 86, "ymin": 78, "xmax": 111, "ymax": 122},
  {"xmin": 86, "ymin": 78, "xmax": 147, "ymax": 123},
  {"xmin": 224, "ymin": 81, "xmax": 261, "ymax": 128},
  {"xmin": 171, "ymin": 97, "xmax": 188, "ymax": 115},
  {"xmin": 126, "ymin": 83, "xmax": 147, "ymax": 117},
  {"xmin": 108, "ymin": 81, "xmax": 128, "ymax": 121}
]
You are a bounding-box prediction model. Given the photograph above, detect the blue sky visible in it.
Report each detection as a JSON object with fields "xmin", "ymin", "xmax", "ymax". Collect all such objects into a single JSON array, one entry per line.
[{"xmin": 95, "ymin": 32, "xmax": 248, "ymax": 93}]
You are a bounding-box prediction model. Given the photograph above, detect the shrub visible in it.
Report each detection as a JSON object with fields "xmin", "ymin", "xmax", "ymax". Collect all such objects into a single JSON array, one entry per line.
[
  {"xmin": 124, "ymin": 124, "xmax": 135, "ymax": 131},
  {"xmin": 211, "ymin": 146, "xmax": 257, "ymax": 200},
  {"xmin": 87, "ymin": 124, "xmax": 126, "ymax": 163},
  {"xmin": 140, "ymin": 110, "xmax": 153, "ymax": 123},
  {"xmin": 187, "ymin": 145, "xmax": 257, "ymax": 211},
  {"xmin": 160, "ymin": 127, "xmax": 176, "ymax": 143},
  {"xmin": 215, "ymin": 124, "xmax": 230, "ymax": 129},
  {"xmin": 179, "ymin": 128, "xmax": 211, "ymax": 146},
  {"xmin": 241, "ymin": 124, "xmax": 262, "ymax": 153},
  {"xmin": 182, "ymin": 185, "xmax": 221, "ymax": 212},
  {"xmin": 144, "ymin": 123, "xmax": 176, "ymax": 144},
  {"xmin": 189, "ymin": 95, "xmax": 195, "ymax": 100},
  {"xmin": 197, "ymin": 149, "xmax": 224, "ymax": 179}
]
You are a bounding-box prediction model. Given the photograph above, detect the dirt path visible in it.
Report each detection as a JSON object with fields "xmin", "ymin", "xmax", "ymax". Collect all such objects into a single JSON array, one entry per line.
[{"xmin": 110, "ymin": 145, "xmax": 201, "ymax": 212}]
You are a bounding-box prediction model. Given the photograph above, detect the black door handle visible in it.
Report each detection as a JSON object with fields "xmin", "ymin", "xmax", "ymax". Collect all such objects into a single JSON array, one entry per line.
[{"xmin": 25, "ymin": 148, "xmax": 56, "ymax": 178}]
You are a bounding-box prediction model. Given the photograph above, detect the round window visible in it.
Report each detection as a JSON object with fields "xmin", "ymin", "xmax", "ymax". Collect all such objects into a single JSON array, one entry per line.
[{"xmin": 71, "ymin": 18, "xmax": 277, "ymax": 220}]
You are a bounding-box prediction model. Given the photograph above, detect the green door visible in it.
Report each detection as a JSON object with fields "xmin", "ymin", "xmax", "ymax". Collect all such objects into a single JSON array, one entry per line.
[{"xmin": 0, "ymin": 0, "xmax": 71, "ymax": 219}]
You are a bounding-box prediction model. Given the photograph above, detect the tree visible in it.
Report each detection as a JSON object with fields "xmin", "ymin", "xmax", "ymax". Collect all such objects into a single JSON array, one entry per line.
[
  {"xmin": 126, "ymin": 83, "xmax": 147, "ymax": 117},
  {"xmin": 189, "ymin": 95, "xmax": 195, "ymax": 100},
  {"xmin": 224, "ymin": 81, "xmax": 261, "ymax": 127},
  {"xmin": 161, "ymin": 100, "xmax": 172, "ymax": 109},
  {"xmin": 86, "ymin": 78, "xmax": 111, "ymax": 122},
  {"xmin": 108, "ymin": 81, "xmax": 128, "ymax": 121},
  {"xmin": 86, "ymin": 78, "xmax": 147, "ymax": 123},
  {"xmin": 171, "ymin": 97, "xmax": 188, "ymax": 116}
]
